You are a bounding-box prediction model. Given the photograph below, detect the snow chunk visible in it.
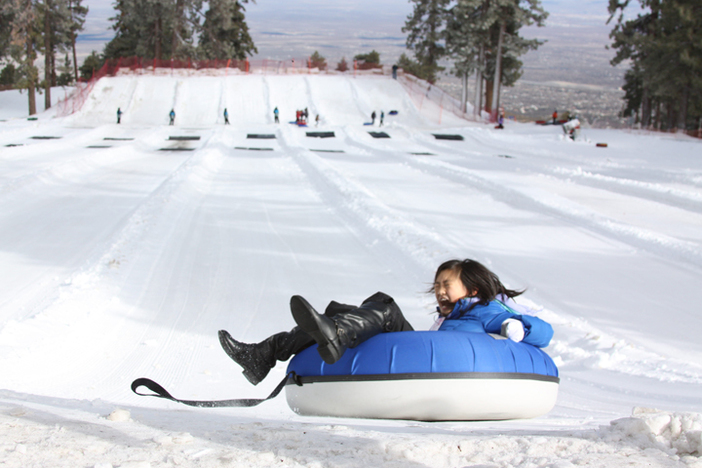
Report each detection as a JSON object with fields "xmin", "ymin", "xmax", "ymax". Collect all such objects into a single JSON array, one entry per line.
[
  {"xmin": 106, "ymin": 409, "xmax": 131, "ymax": 422},
  {"xmin": 601, "ymin": 408, "xmax": 702, "ymax": 456}
]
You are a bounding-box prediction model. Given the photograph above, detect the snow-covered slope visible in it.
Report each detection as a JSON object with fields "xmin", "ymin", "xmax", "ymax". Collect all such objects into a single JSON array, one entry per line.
[
  {"xmin": 63, "ymin": 73, "xmax": 461, "ymax": 128},
  {"xmin": 1, "ymin": 75, "xmax": 701, "ymax": 468}
]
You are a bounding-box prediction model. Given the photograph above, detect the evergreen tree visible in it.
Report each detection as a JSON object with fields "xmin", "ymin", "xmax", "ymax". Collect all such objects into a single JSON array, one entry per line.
[
  {"xmin": 34, "ymin": 0, "xmax": 83, "ymax": 109},
  {"xmin": 445, "ymin": 0, "xmax": 546, "ymax": 116},
  {"xmin": 56, "ymin": 53, "xmax": 72, "ymax": 85},
  {"xmin": 0, "ymin": 63, "xmax": 17, "ymax": 85},
  {"xmin": 79, "ymin": 49, "xmax": 103, "ymax": 80},
  {"xmin": 609, "ymin": 0, "xmax": 702, "ymax": 130},
  {"xmin": 336, "ymin": 57, "xmax": 349, "ymax": 72},
  {"xmin": 105, "ymin": 0, "xmax": 178, "ymax": 60},
  {"xmin": 67, "ymin": 0, "xmax": 87, "ymax": 81},
  {"xmin": 1, "ymin": 0, "xmax": 14, "ymax": 59},
  {"xmin": 309, "ymin": 51, "xmax": 326, "ymax": 70},
  {"xmin": 354, "ymin": 50, "xmax": 381, "ymax": 69},
  {"xmin": 198, "ymin": 0, "xmax": 255, "ymax": 60},
  {"xmin": 396, "ymin": 52, "xmax": 438, "ymax": 82},
  {"xmin": 403, "ymin": 0, "xmax": 449, "ymax": 83},
  {"xmin": 7, "ymin": 0, "xmax": 41, "ymax": 114}
]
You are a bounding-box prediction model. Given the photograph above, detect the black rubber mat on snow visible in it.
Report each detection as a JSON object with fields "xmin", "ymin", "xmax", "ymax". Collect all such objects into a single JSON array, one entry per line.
[
  {"xmin": 306, "ymin": 132, "xmax": 335, "ymax": 138},
  {"xmin": 168, "ymin": 136, "xmax": 200, "ymax": 141},
  {"xmin": 247, "ymin": 134, "xmax": 276, "ymax": 139},
  {"xmin": 432, "ymin": 134, "xmax": 464, "ymax": 140}
]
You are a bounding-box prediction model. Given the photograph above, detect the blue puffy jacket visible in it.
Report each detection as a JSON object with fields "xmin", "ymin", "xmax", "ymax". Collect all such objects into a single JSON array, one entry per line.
[{"xmin": 438, "ymin": 299, "xmax": 553, "ymax": 348}]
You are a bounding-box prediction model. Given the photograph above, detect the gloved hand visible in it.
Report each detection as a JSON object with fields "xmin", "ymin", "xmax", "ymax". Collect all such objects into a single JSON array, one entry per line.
[{"xmin": 501, "ymin": 318, "xmax": 525, "ymax": 342}]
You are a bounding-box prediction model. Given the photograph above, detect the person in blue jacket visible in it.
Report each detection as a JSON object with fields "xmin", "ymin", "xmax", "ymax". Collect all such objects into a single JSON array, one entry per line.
[
  {"xmin": 219, "ymin": 258, "xmax": 553, "ymax": 385},
  {"xmin": 429, "ymin": 259, "xmax": 552, "ymax": 348}
]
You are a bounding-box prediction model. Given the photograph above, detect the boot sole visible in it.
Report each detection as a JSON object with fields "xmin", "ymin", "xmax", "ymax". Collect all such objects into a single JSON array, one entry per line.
[{"xmin": 290, "ymin": 296, "xmax": 343, "ymax": 364}]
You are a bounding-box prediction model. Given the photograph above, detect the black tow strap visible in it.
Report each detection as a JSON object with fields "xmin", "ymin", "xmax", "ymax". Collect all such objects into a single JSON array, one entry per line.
[{"xmin": 131, "ymin": 372, "xmax": 300, "ymax": 408}]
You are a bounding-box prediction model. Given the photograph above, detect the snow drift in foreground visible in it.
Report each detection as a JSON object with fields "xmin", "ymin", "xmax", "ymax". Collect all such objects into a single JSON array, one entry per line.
[{"xmin": 1, "ymin": 74, "xmax": 701, "ymax": 467}]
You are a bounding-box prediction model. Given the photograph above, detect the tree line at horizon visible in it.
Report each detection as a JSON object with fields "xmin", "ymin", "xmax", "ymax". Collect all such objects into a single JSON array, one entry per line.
[
  {"xmin": 0, "ymin": 0, "xmax": 547, "ymax": 119},
  {"xmin": 2, "ymin": 0, "xmax": 699, "ymax": 130}
]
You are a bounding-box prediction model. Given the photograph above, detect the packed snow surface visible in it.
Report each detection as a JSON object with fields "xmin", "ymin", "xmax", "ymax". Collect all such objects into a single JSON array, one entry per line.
[{"xmin": 1, "ymin": 74, "xmax": 701, "ymax": 467}]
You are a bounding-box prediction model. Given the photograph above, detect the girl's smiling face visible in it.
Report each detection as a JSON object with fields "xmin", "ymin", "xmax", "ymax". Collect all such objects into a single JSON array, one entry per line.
[{"xmin": 434, "ymin": 268, "xmax": 474, "ymax": 316}]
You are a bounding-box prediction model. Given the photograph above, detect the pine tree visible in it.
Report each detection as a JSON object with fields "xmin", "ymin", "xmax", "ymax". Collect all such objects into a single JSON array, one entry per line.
[
  {"xmin": 309, "ymin": 51, "xmax": 326, "ymax": 70},
  {"xmin": 445, "ymin": 0, "xmax": 546, "ymax": 117},
  {"xmin": 79, "ymin": 50, "xmax": 103, "ymax": 80},
  {"xmin": 56, "ymin": 53, "xmax": 72, "ymax": 84},
  {"xmin": 67, "ymin": 0, "xmax": 87, "ymax": 81},
  {"xmin": 37, "ymin": 0, "xmax": 77, "ymax": 109},
  {"xmin": 105, "ymin": 0, "xmax": 178, "ymax": 60},
  {"xmin": 336, "ymin": 57, "xmax": 348, "ymax": 72},
  {"xmin": 402, "ymin": 0, "xmax": 449, "ymax": 83},
  {"xmin": 8, "ymin": 0, "xmax": 41, "ymax": 114},
  {"xmin": 198, "ymin": 0, "xmax": 256, "ymax": 60},
  {"xmin": 1, "ymin": 0, "xmax": 15, "ymax": 60},
  {"xmin": 354, "ymin": 50, "xmax": 381, "ymax": 69},
  {"xmin": 609, "ymin": 0, "xmax": 702, "ymax": 130}
]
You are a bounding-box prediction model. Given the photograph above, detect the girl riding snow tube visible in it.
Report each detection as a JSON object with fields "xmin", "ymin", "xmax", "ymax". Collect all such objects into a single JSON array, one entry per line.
[{"xmin": 219, "ymin": 259, "xmax": 554, "ymax": 385}]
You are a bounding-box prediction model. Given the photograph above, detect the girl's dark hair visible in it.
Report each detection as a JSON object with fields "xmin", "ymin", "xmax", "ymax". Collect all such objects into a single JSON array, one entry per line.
[{"xmin": 431, "ymin": 259, "xmax": 524, "ymax": 308}]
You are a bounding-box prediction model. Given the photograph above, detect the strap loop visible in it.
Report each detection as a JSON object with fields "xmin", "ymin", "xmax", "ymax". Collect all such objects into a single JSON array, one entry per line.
[{"xmin": 131, "ymin": 372, "xmax": 298, "ymax": 408}]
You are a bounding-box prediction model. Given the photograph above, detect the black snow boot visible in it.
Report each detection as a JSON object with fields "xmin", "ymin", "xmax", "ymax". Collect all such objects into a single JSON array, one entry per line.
[
  {"xmin": 218, "ymin": 328, "xmax": 313, "ymax": 386},
  {"xmin": 290, "ymin": 292, "xmax": 413, "ymax": 365}
]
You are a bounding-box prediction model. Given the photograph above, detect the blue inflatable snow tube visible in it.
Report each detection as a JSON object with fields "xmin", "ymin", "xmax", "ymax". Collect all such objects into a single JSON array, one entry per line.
[
  {"xmin": 287, "ymin": 331, "xmax": 559, "ymax": 377},
  {"xmin": 285, "ymin": 331, "xmax": 559, "ymax": 421}
]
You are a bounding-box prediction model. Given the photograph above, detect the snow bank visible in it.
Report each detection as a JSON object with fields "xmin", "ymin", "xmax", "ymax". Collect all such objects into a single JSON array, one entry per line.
[
  {"xmin": 602, "ymin": 408, "xmax": 702, "ymax": 458},
  {"xmin": 2, "ymin": 397, "xmax": 701, "ymax": 468}
]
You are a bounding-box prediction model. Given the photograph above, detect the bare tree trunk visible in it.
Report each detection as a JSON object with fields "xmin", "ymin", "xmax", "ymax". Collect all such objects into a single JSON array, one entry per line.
[
  {"xmin": 154, "ymin": 4, "xmax": 162, "ymax": 61},
  {"xmin": 460, "ymin": 71, "xmax": 467, "ymax": 114},
  {"xmin": 72, "ymin": 38, "xmax": 78, "ymax": 82},
  {"xmin": 473, "ymin": 44, "xmax": 484, "ymax": 119},
  {"xmin": 172, "ymin": 0, "xmax": 183, "ymax": 59},
  {"xmin": 44, "ymin": 0, "xmax": 52, "ymax": 110},
  {"xmin": 27, "ymin": 39, "xmax": 37, "ymax": 115},
  {"xmin": 51, "ymin": 50, "xmax": 56, "ymax": 86},
  {"xmin": 69, "ymin": 0, "xmax": 79, "ymax": 82},
  {"xmin": 641, "ymin": 86, "xmax": 650, "ymax": 128},
  {"xmin": 485, "ymin": 79, "xmax": 493, "ymax": 113},
  {"xmin": 666, "ymin": 101, "xmax": 674, "ymax": 131},
  {"xmin": 677, "ymin": 86, "xmax": 688, "ymax": 132},
  {"xmin": 490, "ymin": 20, "xmax": 505, "ymax": 121}
]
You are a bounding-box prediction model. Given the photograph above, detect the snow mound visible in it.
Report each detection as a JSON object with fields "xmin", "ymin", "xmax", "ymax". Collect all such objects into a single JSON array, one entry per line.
[{"xmin": 602, "ymin": 408, "xmax": 702, "ymax": 457}]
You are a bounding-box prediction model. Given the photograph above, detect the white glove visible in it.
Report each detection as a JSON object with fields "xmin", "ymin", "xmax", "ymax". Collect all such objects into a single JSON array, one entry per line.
[{"xmin": 501, "ymin": 318, "xmax": 525, "ymax": 342}]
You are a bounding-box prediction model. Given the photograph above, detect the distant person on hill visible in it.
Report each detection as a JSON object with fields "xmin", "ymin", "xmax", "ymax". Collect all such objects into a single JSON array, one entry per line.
[
  {"xmin": 224, "ymin": 108, "xmax": 230, "ymax": 125},
  {"xmin": 371, "ymin": 110, "xmax": 376, "ymax": 125},
  {"xmin": 552, "ymin": 110, "xmax": 558, "ymax": 125},
  {"xmin": 274, "ymin": 107, "xmax": 279, "ymax": 123},
  {"xmin": 380, "ymin": 111, "xmax": 384, "ymax": 127},
  {"xmin": 496, "ymin": 111, "xmax": 504, "ymax": 129},
  {"xmin": 169, "ymin": 109, "xmax": 176, "ymax": 126},
  {"xmin": 117, "ymin": 107, "xmax": 122, "ymax": 124},
  {"xmin": 392, "ymin": 64, "xmax": 398, "ymax": 79},
  {"xmin": 315, "ymin": 114, "xmax": 320, "ymax": 127}
]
